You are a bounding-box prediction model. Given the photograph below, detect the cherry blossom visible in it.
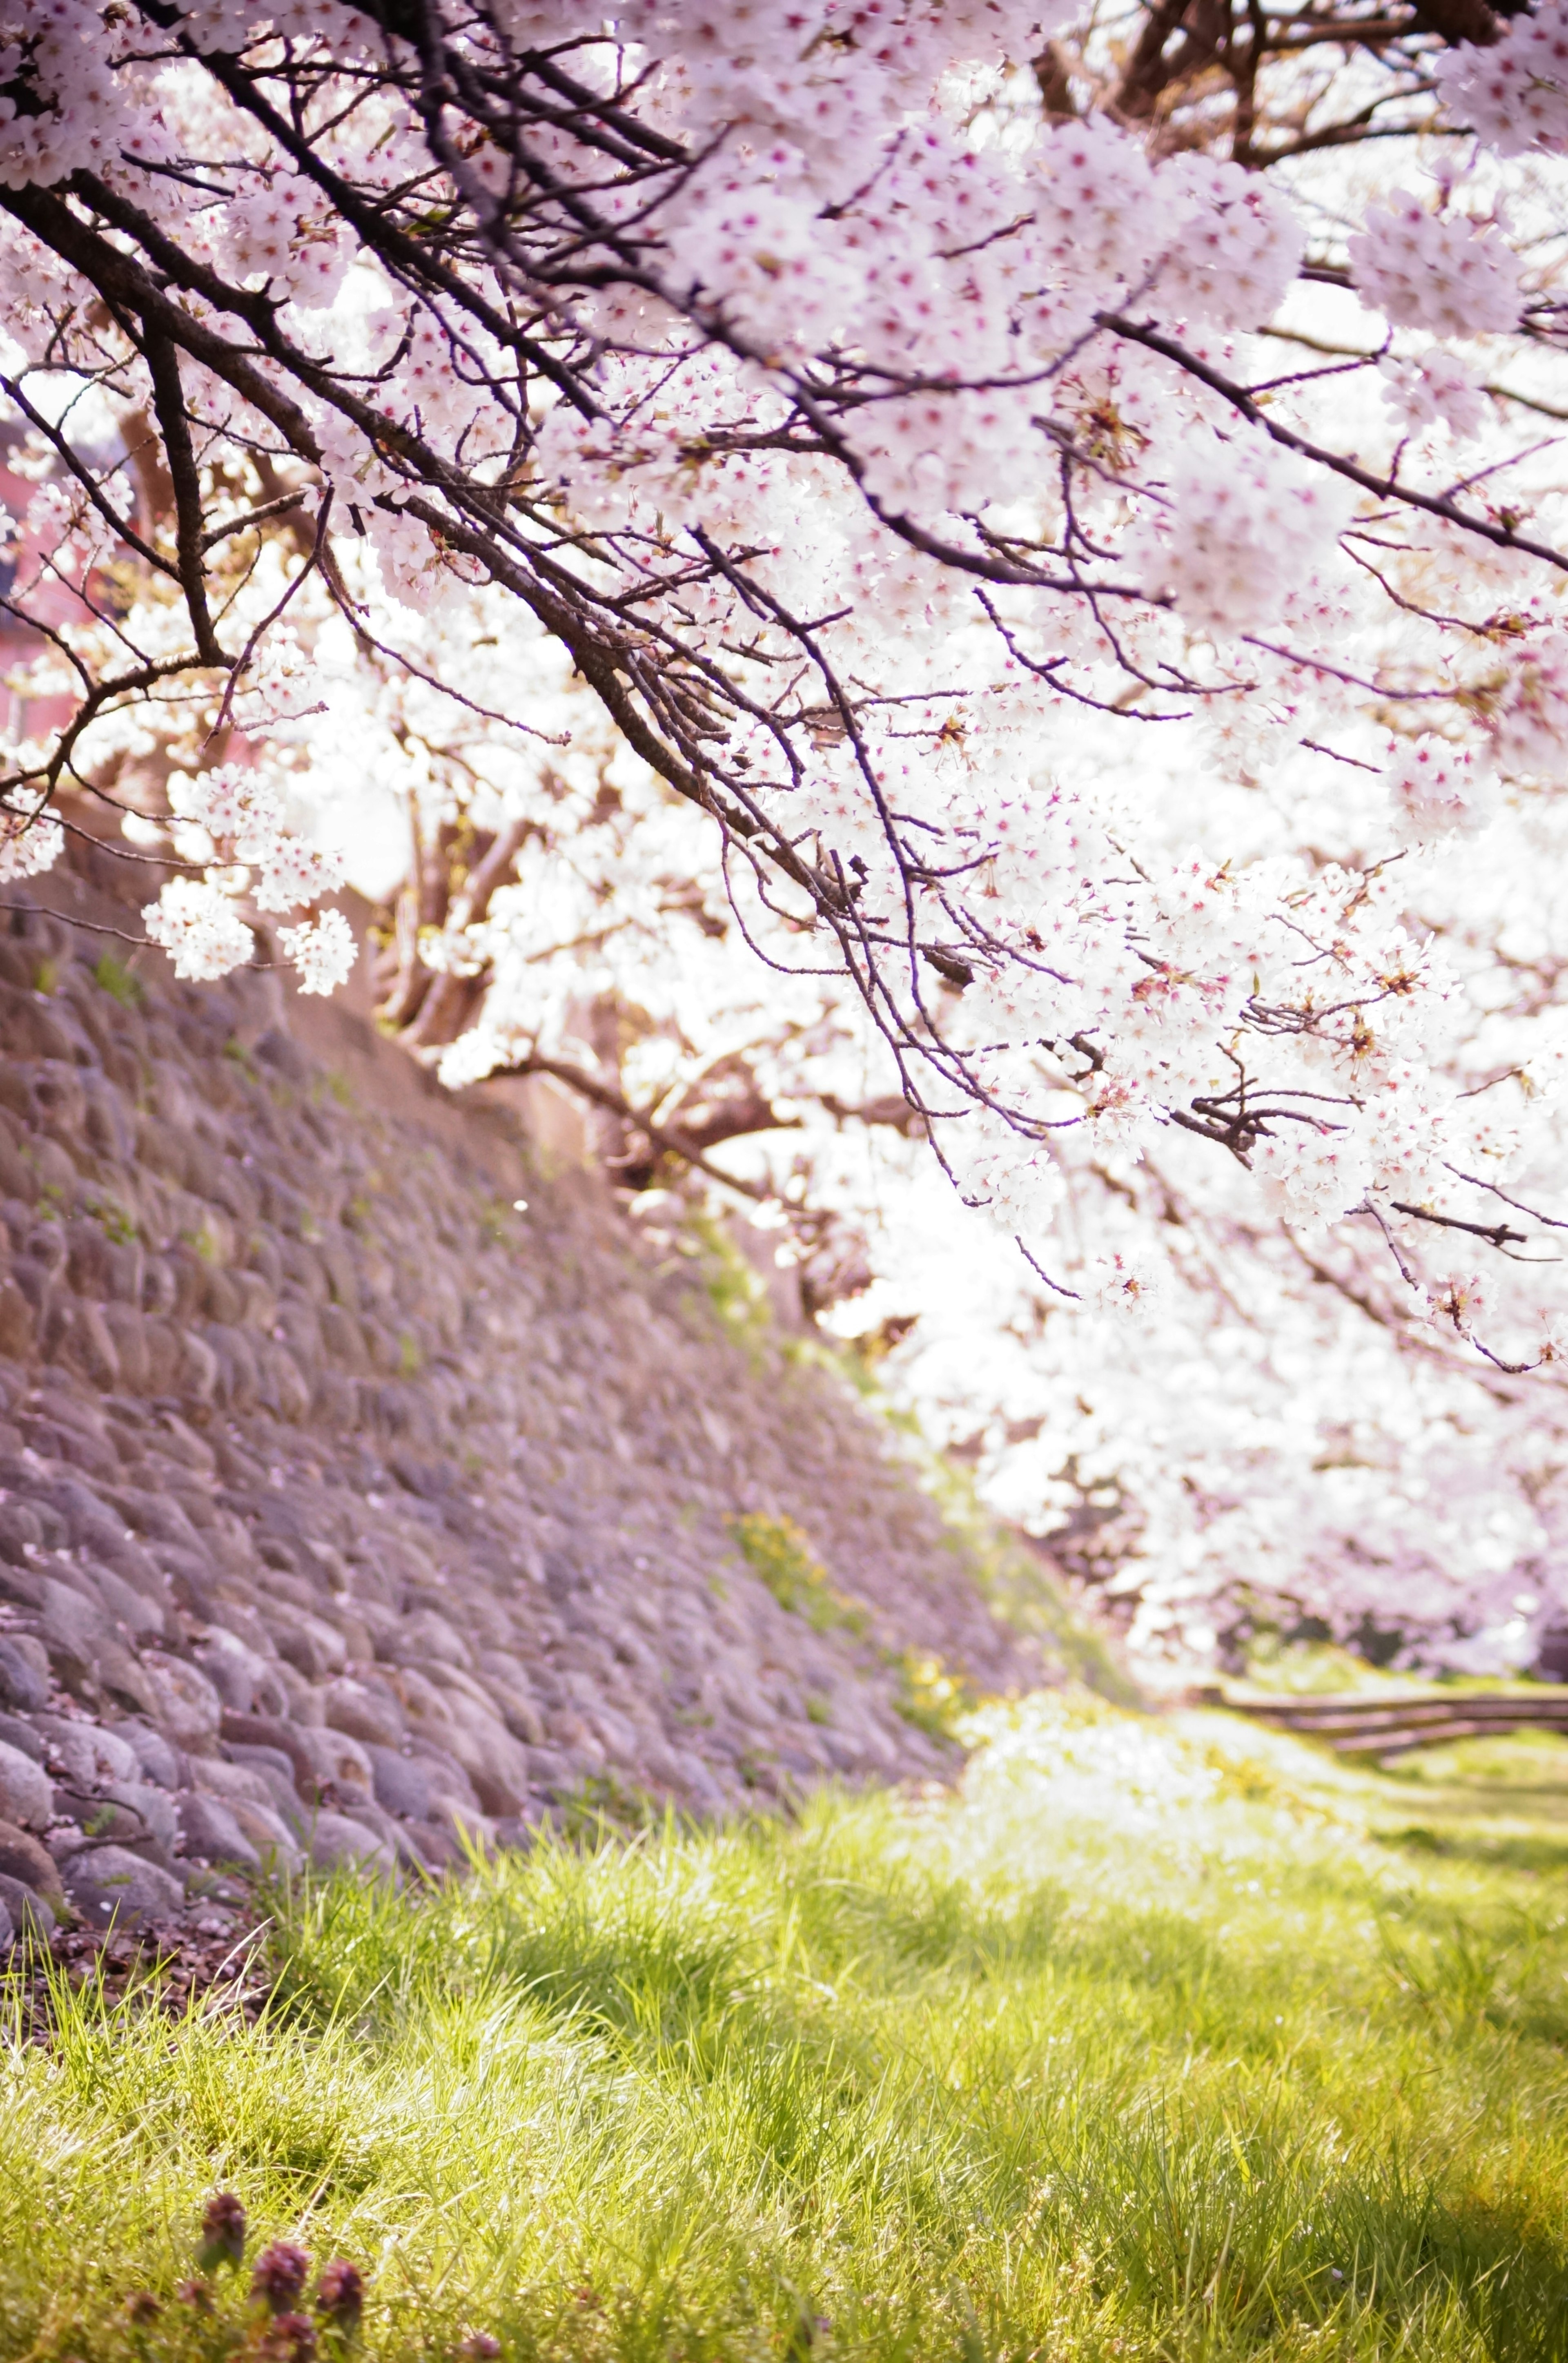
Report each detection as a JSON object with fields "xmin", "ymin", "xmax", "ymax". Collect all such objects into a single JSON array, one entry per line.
[
  {"xmin": 142, "ymin": 877, "xmax": 257, "ymax": 981},
  {"xmin": 0, "ymin": 0, "xmax": 1561, "ymax": 1672},
  {"xmin": 279, "ymin": 907, "xmax": 356, "ymax": 994},
  {"xmin": 1436, "ymin": 5, "xmax": 1568, "ymax": 157},
  {"xmin": 1348, "ymin": 193, "xmax": 1521, "ymax": 338},
  {"xmin": 0, "ymin": 794, "xmax": 61, "ymax": 880}
]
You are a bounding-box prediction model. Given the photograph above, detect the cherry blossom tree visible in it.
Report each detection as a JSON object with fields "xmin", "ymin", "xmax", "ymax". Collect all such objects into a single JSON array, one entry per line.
[{"xmin": 0, "ymin": 0, "xmax": 1567, "ymax": 1670}]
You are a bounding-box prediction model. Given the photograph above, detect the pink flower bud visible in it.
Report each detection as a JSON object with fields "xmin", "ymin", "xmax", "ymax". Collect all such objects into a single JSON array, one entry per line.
[
  {"xmin": 197, "ymin": 2191, "xmax": 247, "ymax": 2272},
  {"xmin": 254, "ymin": 2311, "xmax": 318, "ymax": 2362},
  {"xmin": 251, "ymin": 2243, "xmax": 311, "ymax": 2315},
  {"xmin": 315, "ymin": 2259, "xmax": 365, "ymax": 2333}
]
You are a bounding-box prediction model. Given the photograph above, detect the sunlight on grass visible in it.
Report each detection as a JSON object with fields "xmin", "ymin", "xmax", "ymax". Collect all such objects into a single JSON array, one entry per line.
[{"xmin": 4, "ymin": 1690, "xmax": 1568, "ymax": 2361}]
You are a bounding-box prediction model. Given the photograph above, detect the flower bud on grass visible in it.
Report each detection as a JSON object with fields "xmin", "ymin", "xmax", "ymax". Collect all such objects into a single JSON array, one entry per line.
[
  {"xmin": 315, "ymin": 2260, "xmax": 364, "ymax": 2335},
  {"xmin": 252, "ymin": 2311, "xmax": 317, "ymax": 2362},
  {"xmin": 197, "ymin": 2191, "xmax": 247, "ymax": 2272},
  {"xmin": 250, "ymin": 2243, "xmax": 311, "ymax": 2315}
]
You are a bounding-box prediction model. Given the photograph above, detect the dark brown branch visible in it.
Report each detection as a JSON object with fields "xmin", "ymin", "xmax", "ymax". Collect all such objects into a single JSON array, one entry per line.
[
  {"xmin": 490, "ymin": 1049, "xmax": 772, "ymax": 1199},
  {"xmin": 141, "ymin": 327, "xmax": 223, "ymax": 662},
  {"xmin": 0, "ymin": 372, "xmax": 176, "ymax": 581},
  {"xmin": 1390, "ymin": 1199, "xmax": 1528, "ymax": 1249},
  {"xmin": 1106, "ymin": 313, "xmax": 1568, "ymax": 577}
]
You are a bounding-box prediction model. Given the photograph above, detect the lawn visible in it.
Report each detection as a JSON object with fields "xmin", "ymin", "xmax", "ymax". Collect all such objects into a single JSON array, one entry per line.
[{"xmin": 4, "ymin": 1690, "xmax": 1568, "ymax": 2363}]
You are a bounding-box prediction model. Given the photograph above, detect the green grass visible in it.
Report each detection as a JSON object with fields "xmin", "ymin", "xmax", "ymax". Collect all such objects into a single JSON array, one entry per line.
[
  {"xmin": 6, "ymin": 1691, "xmax": 1568, "ymax": 2363},
  {"xmin": 728, "ymin": 1511, "xmax": 869, "ymax": 1637},
  {"xmin": 92, "ymin": 951, "xmax": 145, "ymax": 1008}
]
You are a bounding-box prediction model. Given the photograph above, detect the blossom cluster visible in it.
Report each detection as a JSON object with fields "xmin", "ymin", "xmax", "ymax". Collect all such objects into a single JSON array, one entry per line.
[
  {"xmin": 1347, "ymin": 194, "xmax": 1521, "ymax": 338},
  {"xmin": 1436, "ymin": 4, "xmax": 1568, "ymax": 156},
  {"xmin": 0, "ymin": 795, "xmax": 62, "ymax": 883},
  {"xmin": 144, "ymin": 766, "xmax": 350, "ymax": 986}
]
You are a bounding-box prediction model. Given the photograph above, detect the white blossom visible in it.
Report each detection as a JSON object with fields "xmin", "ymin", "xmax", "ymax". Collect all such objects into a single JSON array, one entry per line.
[
  {"xmin": 1348, "ymin": 193, "xmax": 1521, "ymax": 337},
  {"xmin": 280, "ymin": 907, "xmax": 356, "ymax": 994},
  {"xmin": 142, "ymin": 878, "xmax": 256, "ymax": 980},
  {"xmin": 1378, "ymin": 348, "xmax": 1489, "ymax": 440},
  {"xmin": 255, "ymin": 838, "xmax": 347, "ymax": 911},
  {"xmin": 1437, "ymin": 6, "xmax": 1568, "ymax": 156},
  {"xmin": 0, "ymin": 800, "xmax": 62, "ymax": 882}
]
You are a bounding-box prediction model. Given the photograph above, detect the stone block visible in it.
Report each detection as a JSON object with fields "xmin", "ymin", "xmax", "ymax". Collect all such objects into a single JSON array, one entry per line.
[
  {"xmin": 310, "ymin": 1371, "xmax": 361, "ymax": 1429},
  {"xmin": 61, "ymin": 1844, "xmax": 183, "ymax": 1929},
  {"xmin": 106, "ymin": 1778, "xmax": 176, "ymax": 1852},
  {"xmin": 0, "ymin": 1636, "xmax": 48, "ymax": 1713},
  {"xmin": 403, "ymin": 1736, "xmax": 483, "ymax": 1817},
  {"xmin": 108, "ymin": 1719, "xmax": 186, "ymax": 1790},
  {"xmin": 34, "ymin": 1716, "xmax": 140, "ymax": 1787},
  {"xmin": 0, "ymin": 1869, "xmax": 54, "ymax": 1940},
  {"xmin": 192, "ymin": 1629, "xmax": 276, "ymax": 1714},
  {"xmin": 321, "ymin": 1674, "xmax": 404, "ymax": 1751},
  {"xmin": 141, "ymin": 1319, "xmax": 183, "ymax": 1394},
  {"xmin": 0, "ymin": 1502, "xmax": 42, "ymax": 1563},
  {"xmin": 0, "ymin": 1278, "xmax": 33, "ymax": 1360},
  {"xmin": 292, "ymin": 1723, "xmax": 374, "ymax": 1803},
  {"xmin": 383, "ymin": 1664, "xmax": 454, "ymax": 1734},
  {"xmin": 41, "ymin": 1476, "xmax": 128, "ymax": 1560},
  {"xmin": 336, "ymin": 1797, "xmax": 411, "ymax": 1863},
  {"xmin": 51, "ymin": 1298, "xmax": 122, "ymax": 1391},
  {"xmin": 38, "ymin": 1574, "xmax": 113, "ymax": 1667},
  {"xmin": 670, "ymin": 1754, "xmax": 727, "ymax": 1812},
  {"xmin": 178, "ymin": 1329, "xmax": 220, "ymax": 1405},
  {"xmin": 175, "ymin": 1790, "xmax": 261, "ymax": 1873},
  {"xmin": 65, "ymin": 1220, "xmax": 113, "ymax": 1299},
  {"xmin": 0, "ymin": 1815, "xmax": 65, "ymax": 1903},
  {"xmin": 94, "ymin": 1643, "xmax": 163, "ymax": 1721},
  {"xmin": 259, "ymin": 1340, "xmax": 311, "ymax": 1423},
  {"xmin": 390, "ymin": 1607, "xmax": 473, "ymax": 1671},
  {"xmin": 0, "ymin": 1132, "xmax": 36, "ymax": 1206},
  {"xmin": 154, "ymin": 1547, "xmax": 220, "ymax": 1621},
  {"xmin": 87, "ymin": 1559, "xmax": 165, "ymax": 1642},
  {"xmin": 304, "ymin": 1808, "xmax": 395, "ymax": 1875},
  {"xmin": 267, "ymin": 1607, "xmax": 347, "ymax": 1683},
  {"xmin": 522, "ymin": 1745, "xmax": 572, "ymax": 1794},
  {"xmin": 138, "ymin": 1653, "xmax": 223, "ymax": 1754},
  {"xmin": 274, "ymin": 1659, "xmax": 326, "ymax": 1726},
  {"xmin": 53, "ymin": 1785, "xmax": 168, "ymax": 1853},
  {"xmin": 401, "ymin": 1817, "xmax": 465, "ymax": 1871},
  {"xmin": 435, "ymin": 1702, "xmax": 531, "ymax": 1818},
  {"xmin": 0, "ymin": 1560, "xmax": 44, "ymax": 1610},
  {"xmin": 543, "ymin": 1708, "xmax": 606, "ymax": 1770},
  {"xmin": 0, "ymin": 1739, "xmax": 50, "ymax": 1830},
  {"xmin": 0, "ymin": 1711, "xmax": 39, "ymax": 1760},
  {"xmin": 0, "ymin": 986, "xmax": 74, "ymax": 1063},
  {"xmin": 225, "ymin": 1797, "xmax": 303, "ymax": 1875},
  {"xmin": 0, "ymin": 1739, "xmax": 50, "ymax": 1824},
  {"xmin": 319, "ymin": 1302, "xmax": 369, "ymax": 1371},
  {"xmin": 475, "ymin": 1657, "xmax": 545, "ymax": 1746},
  {"xmin": 364, "ymin": 1745, "xmax": 432, "ymax": 1820},
  {"xmin": 219, "ymin": 1745, "xmax": 307, "ymax": 1828},
  {"xmin": 219, "ymin": 1712, "xmax": 319, "ymax": 1800},
  {"xmin": 211, "ymin": 1324, "xmax": 261, "ymax": 1410},
  {"xmin": 99, "ymin": 1302, "xmax": 151, "ymax": 1392}
]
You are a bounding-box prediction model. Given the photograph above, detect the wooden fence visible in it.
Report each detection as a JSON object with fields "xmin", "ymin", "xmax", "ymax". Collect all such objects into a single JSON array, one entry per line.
[{"xmin": 1205, "ymin": 1688, "xmax": 1568, "ymax": 1759}]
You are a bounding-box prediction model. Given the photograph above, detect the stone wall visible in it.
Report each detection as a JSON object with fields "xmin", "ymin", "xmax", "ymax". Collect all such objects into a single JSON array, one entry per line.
[{"xmin": 0, "ymin": 847, "xmax": 1049, "ymax": 1941}]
